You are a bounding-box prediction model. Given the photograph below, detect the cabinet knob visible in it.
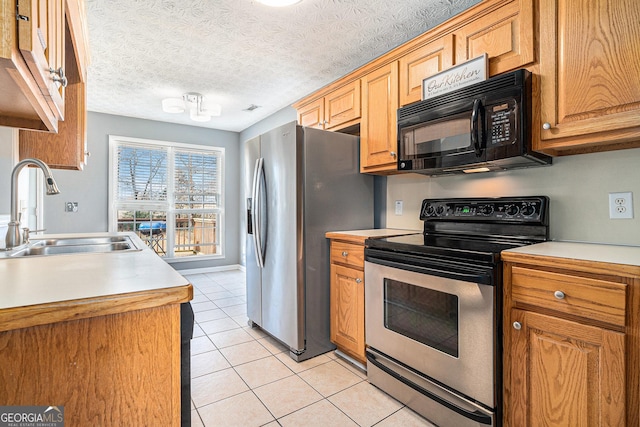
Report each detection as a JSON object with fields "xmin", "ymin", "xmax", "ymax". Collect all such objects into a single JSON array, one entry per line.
[
  {"xmin": 390, "ymin": 151, "xmax": 397, "ymax": 158},
  {"xmin": 554, "ymin": 290, "xmax": 565, "ymax": 300},
  {"xmin": 355, "ymin": 278, "xmax": 362, "ymax": 284},
  {"xmin": 341, "ymin": 251, "xmax": 348, "ymax": 257},
  {"xmin": 513, "ymin": 322, "xmax": 522, "ymax": 330},
  {"xmin": 542, "ymin": 122, "xmax": 552, "ymax": 130},
  {"xmin": 49, "ymin": 67, "xmax": 68, "ymax": 87}
]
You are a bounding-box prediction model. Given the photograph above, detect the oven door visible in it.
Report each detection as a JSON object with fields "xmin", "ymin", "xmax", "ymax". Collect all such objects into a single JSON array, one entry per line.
[{"xmin": 364, "ymin": 252, "xmax": 496, "ymax": 409}]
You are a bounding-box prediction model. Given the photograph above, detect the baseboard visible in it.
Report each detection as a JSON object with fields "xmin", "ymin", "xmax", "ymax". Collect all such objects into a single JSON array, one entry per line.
[{"xmin": 174, "ymin": 264, "xmax": 244, "ymax": 275}]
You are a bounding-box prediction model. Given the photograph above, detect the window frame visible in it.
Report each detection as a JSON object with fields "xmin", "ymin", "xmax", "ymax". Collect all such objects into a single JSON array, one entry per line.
[{"xmin": 108, "ymin": 135, "xmax": 225, "ymax": 261}]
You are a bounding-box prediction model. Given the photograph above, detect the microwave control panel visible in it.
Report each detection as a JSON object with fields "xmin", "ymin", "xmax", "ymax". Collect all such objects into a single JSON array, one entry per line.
[{"xmin": 487, "ymin": 99, "xmax": 517, "ymax": 146}]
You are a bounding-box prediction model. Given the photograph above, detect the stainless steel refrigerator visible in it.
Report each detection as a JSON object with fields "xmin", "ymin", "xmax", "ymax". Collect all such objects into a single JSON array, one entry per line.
[{"xmin": 244, "ymin": 121, "xmax": 374, "ymax": 362}]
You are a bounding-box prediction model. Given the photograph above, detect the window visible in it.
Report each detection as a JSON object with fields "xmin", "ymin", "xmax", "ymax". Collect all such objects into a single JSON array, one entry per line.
[{"xmin": 109, "ymin": 136, "xmax": 224, "ymax": 260}]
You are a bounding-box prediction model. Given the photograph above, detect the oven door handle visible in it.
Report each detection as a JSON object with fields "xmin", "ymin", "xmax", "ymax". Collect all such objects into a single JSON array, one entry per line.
[
  {"xmin": 365, "ymin": 254, "xmax": 493, "ymax": 285},
  {"xmin": 366, "ymin": 351, "xmax": 492, "ymax": 425}
]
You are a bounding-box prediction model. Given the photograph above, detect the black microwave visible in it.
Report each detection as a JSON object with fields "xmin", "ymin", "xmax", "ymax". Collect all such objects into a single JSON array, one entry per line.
[{"xmin": 396, "ymin": 69, "xmax": 551, "ymax": 175}]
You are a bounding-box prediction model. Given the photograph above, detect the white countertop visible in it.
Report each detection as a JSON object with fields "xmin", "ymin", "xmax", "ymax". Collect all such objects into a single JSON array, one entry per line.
[
  {"xmin": 503, "ymin": 241, "xmax": 640, "ymax": 267},
  {"xmin": 326, "ymin": 228, "xmax": 420, "ymax": 237},
  {"xmin": 0, "ymin": 232, "xmax": 190, "ymax": 310}
]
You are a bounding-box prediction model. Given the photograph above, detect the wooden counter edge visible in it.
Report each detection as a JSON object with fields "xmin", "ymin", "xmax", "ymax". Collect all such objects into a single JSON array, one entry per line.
[
  {"xmin": 501, "ymin": 251, "xmax": 640, "ymax": 278},
  {"xmin": 0, "ymin": 284, "xmax": 193, "ymax": 332}
]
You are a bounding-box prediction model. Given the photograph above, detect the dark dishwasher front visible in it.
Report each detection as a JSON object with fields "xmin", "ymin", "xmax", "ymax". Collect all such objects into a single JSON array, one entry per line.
[{"xmin": 181, "ymin": 302, "xmax": 194, "ymax": 427}]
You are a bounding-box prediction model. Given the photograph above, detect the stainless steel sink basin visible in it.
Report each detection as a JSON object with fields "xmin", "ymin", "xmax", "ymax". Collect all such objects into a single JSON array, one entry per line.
[
  {"xmin": 35, "ymin": 236, "xmax": 131, "ymax": 247},
  {"xmin": 2, "ymin": 235, "xmax": 142, "ymax": 258}
]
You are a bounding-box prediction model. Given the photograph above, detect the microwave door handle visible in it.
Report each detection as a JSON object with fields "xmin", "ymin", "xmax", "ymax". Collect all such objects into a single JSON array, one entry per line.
[{"xmin": 471, "ymin": 98, "xmax": 482, "ymax": 157}]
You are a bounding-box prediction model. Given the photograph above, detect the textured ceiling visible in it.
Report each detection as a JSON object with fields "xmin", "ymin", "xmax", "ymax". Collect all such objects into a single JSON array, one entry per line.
[{"xmin": 86, "ymin": 0, "xmax": 480, "ymax": 132}]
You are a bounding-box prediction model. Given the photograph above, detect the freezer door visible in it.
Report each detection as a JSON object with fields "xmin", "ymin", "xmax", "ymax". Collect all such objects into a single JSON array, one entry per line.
[
  {"xmin": 259, "ymin": 122, "xmax": 304, "ymax": 352},
  {"xmin": 244, "ymin": 137, "xmax": 262, "ymax": 326}
]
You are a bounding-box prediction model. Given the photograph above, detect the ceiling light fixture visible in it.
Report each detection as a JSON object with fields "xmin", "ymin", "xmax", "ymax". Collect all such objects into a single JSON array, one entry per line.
[
  {"xmin": 255, "ymin": 0, "xmax": 302, "ymax": 7},
  {"xmin": 161, "ymin": 92, "xmax": 221, "ymax": 122}
]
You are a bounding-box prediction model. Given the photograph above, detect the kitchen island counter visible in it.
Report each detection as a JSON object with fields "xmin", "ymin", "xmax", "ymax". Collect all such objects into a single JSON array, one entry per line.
[
  {"xmin": 0, "ymin": 232, "xmax": 191, "ymax": 426},
  {"xmin": 0, "ymin": 232, "xmax": 191, "ymax": 331}
]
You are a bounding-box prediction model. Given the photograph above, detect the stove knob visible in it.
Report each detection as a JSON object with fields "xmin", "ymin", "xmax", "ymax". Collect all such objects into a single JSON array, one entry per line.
[
  {"xmin": 521, "ymin": 204, "xmax": 536, "ymax": 217},
  {"xmin": 425, "ymin": 204, "xmax": 436, "ymax": 216},
  {"xmin": 505, "ymin": 204, "xmax": 519, "ymax": 217},
  {"xmin": 478, "ymin": 204, "xmax": 494, "ymax": 216},
  {"xmin": 435, "ymin": 205, "xmax": 445, "ymax": 216}
]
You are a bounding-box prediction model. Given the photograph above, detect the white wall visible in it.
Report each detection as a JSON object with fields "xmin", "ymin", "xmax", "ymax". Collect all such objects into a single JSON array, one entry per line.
[{"xmin": 386, "ymin": 147, "xmax": 640, "ymax": 246}]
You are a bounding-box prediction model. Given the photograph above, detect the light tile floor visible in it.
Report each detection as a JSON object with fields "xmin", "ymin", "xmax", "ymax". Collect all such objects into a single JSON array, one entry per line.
[{"xmin": 187, "ymin": 270, "xmax": 436, "ymax": 427}]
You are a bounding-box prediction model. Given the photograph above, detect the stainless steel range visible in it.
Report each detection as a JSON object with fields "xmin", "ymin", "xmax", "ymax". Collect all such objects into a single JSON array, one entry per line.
[{"xmin": 364, "ymin": 196, "xmax": 549, "ymax": 427}]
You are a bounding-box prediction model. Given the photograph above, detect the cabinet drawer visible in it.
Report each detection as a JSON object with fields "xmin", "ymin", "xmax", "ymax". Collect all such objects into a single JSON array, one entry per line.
[
  {"xmin": 511, "ymin": 266, "xmax": 627, "ymax": 327},
  {"xmin": 330, "ymin": 241, "xmax": 364, "ymax": 270}
]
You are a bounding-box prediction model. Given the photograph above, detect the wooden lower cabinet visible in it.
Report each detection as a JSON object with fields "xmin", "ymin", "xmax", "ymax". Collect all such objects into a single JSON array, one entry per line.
[
  {"xmin": 508, "ymin": 308, "xmax": 625, "ymax": 426},
  {"xmin": 328, "ymin": 237, "xmax": 367, "ymax": 364},
  {"xmin": 0, "ymin": 305, "xmax": 182, "ymax": 426},
  {"xmin": 502, "ymin": 249, "xmax": 640, "ymax": 427},
  {"xmin": 330, "ymin": 263, "xmax": 365, "ymax": 363}
]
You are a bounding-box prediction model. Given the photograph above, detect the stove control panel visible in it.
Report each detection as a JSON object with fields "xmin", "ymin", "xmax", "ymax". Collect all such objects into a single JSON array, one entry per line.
[{"xmin": 420, "ymin": 196, "xmax": 548, "ymax": 224}]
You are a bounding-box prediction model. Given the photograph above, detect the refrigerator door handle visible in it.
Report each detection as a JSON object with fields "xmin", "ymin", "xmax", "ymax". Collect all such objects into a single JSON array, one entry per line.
[{"xmin": 252, "ymin": 157, "xmax": 265, "ymax": 268}]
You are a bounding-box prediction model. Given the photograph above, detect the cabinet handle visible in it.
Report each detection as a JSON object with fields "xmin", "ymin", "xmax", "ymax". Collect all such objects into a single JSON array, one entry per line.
[
  {"xmin": 355, "ymin": 278, "xmax": 362, "ymax": 284},
  {"xmin": 390, "ymin": 151, "xmax": 397, "ymax": 158},
  {"xmin": 554, "ymin": 290, "xmax": 565, "ymax": 300},
  {"xmin": 341, "ymin": 251, "xmax": 348, "ymax": 257},
  {"xmin": 513, "ymin": 322, "xmax": 522, "ymax": 330},
  {"xmin": 542, "ymin": 122, "xmax": 552, "ymax": 130},
  {"xmin": 49, "ymin": 67, "xmax": 68, "ymax": 87}
]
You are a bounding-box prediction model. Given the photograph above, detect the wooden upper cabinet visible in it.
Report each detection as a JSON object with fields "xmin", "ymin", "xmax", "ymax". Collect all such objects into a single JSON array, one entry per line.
[
  {"xmin": 297, "ymin": 97, "xmax": 324, "ymax": 129},
  {"xmin": 535, "ymin": 0, "xmax": 640, "ymax": 155},
  {"xmin": 296, "ymin": 80, "xmax": 361, "ymax": 130},
  {"xmin": 360, "ymin": 62, "xmax": 399, "ymax": 173},
  {"xmin": 453, "ymin": 0, "xmax": 534, "ymax": 76},
  {"xmin": 399, "ymin": 35, "xmax": 454, "ymax": 107},
  {"xmin": 324, "ymin": 79, "xmax": 360, "ymax": 129},
  {"xmin": 19, "ymin": 6, "xmax": 89, "ymax": 170},
  {"xmin": 18, "ymin": 0, "xmax": 66, "ymax": 120}
]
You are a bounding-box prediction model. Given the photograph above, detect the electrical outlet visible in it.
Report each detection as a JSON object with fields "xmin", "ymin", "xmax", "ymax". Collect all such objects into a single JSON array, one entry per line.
[
  {"xmin": 608, "ymin": 192, "xmax": 633, "ymax": 219},
  {"xmin": 395, "ymin": 200, "xmax": 403, "ymax": 215}
]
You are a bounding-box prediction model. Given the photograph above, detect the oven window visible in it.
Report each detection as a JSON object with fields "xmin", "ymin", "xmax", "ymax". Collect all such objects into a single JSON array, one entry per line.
[{"xmin": 383, "ymin": 278, "xmax": 459, "ymax": 357}]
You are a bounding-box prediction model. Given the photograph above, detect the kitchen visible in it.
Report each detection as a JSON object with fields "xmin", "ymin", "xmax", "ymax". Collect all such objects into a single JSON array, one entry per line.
[{"xmin": 1, "ymin": 0, "xmax": 639, "ymax": 426}]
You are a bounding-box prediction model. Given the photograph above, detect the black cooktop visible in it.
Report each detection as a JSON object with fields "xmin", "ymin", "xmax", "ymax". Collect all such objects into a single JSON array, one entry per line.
[{"xmin": 366, "ymin": 196, "xmax": 549, "ymax": 265}]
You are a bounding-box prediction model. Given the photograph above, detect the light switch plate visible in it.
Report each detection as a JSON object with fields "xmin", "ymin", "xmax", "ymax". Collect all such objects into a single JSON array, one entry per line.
[{"xmin": 395, "ymin": 200, "xmax": 403, "ymax": 215}]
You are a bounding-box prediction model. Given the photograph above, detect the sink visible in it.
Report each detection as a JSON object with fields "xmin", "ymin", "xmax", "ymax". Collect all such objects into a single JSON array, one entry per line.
[
  {"xmin": 35, "ymin": 236, "xmax": 132, "ymax": 247},
  {"xmin": 1, "ymin": 235, "xmax": 142, "ymax": 258}
]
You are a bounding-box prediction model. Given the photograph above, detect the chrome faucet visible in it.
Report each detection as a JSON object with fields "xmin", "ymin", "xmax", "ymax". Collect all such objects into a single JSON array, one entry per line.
[{"xmin": 5, "ymin": 158, "xmax": 60, "ymax": 250}]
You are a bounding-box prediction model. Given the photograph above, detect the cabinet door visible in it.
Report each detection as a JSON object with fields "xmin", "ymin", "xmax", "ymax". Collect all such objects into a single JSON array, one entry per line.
[
  {"xmin": 18, "ymin": 0, "xmax": 65, "ymax": 120},
  {"xmin": 330, "ymin": 264, "xmax": 365, "ymax": 363},
  {"xmin": 454, "ymin": 0, "xmax": 534, "ymax": 76},
  {"xmin": 360, "ymin": 62, "xmax": 399, "ymax": 173},
  {"xmin": 325, "ymin": 80, "xmax": 361, "ymax": 129},
  {"xmin": 19, "ymin": 27, "xmax": 87, "ymax": 170},
  {"xmin": 399, "ymin": 35, "xmax": 454, "ymax": 106},
  {"xmin": 536, "ymin": 0, "xmax": 640, "ymax": 152},
  {"xmin": 297, "ymin": 98, "xmax": 324, "ymax": 129},
  {"xmin": 506, "ymin": 309, "xmax": 625, "ymax": 426}
]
